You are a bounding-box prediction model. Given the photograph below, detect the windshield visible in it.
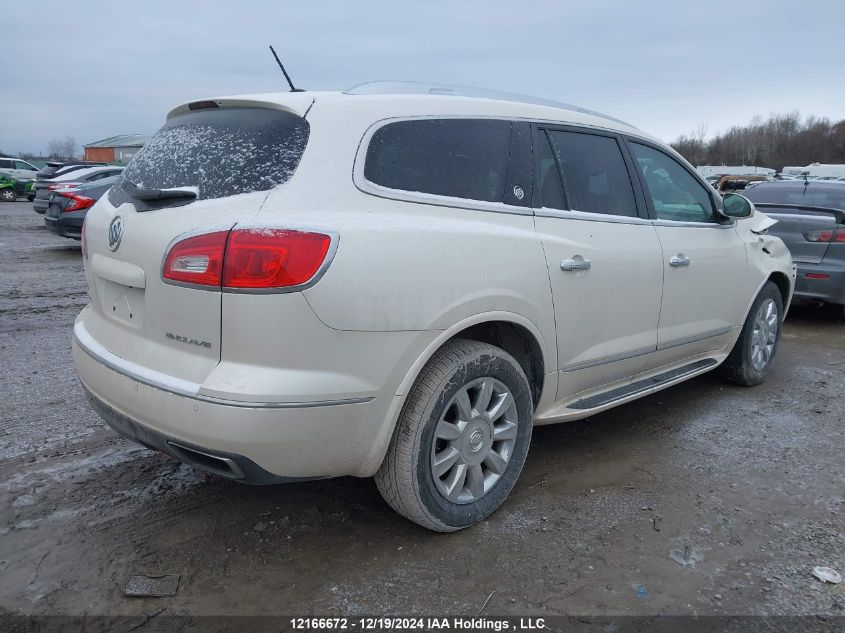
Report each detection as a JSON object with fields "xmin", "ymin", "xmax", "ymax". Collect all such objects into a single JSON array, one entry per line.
[{"xmin": 109, "ymin": 107, "xmax": 309, "ymax": 206}]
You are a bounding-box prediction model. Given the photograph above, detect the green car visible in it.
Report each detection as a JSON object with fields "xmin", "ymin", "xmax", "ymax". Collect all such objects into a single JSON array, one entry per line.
[{"xmin": 0, "ymin": 171, "xmax": 35, "ymax": 202}]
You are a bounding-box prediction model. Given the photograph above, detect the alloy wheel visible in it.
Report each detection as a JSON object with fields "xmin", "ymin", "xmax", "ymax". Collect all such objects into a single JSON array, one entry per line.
[
  {"xmin": 430, "ymin": 377, "xmax": 519, "ymax": 504},
  {"xmin": 751, "ymin": 298, "xmax": 778, "ymax": 372}
]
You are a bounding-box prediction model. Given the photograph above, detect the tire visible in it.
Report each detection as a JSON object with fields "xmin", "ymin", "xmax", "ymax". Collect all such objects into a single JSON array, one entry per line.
[
  {"xmin": 375, "ymin": 339, "xmax": 533, "ymax": 532},
  {"xmin": 27, "ymin": 195, "xmax": 35, "ymax": 202},
  {"xmin": 721, "ymin": 281, "xmax": 783, "ymax": 386},
  {"xmin": 0, "ymin": 189, "xmax": 16, "ymax": 202}
]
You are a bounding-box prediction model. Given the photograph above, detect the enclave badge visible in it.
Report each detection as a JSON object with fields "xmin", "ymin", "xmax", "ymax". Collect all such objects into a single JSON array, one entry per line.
[{"xmin": 108, "ymin": 215, "xmax": 123, "ymax": 251}]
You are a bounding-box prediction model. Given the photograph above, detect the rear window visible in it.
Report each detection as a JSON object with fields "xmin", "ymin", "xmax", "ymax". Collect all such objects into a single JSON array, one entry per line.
[
  {"xmin": 744, "ymin": 184, "xmax": 845, "ymax": 210},
  {"xmin": 110, "ymin": 107, "xmax": 309, "ymax": 204},
  {"xmin": 364, "ymin": 119, "xmax": 511, "ymax": 203}
]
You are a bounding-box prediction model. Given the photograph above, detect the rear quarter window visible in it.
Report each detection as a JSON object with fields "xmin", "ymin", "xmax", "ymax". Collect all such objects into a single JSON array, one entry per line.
[
  {"xmin": 363, "ymin": 118, "xmax": 511, "ymax": 203},
  {"xmin": 110, "ymin": 107, "xmax": 309, "ymax": 204}
]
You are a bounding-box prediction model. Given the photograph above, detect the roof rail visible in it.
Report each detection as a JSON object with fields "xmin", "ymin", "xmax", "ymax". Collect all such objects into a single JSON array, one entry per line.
[{"xmin": 344, "ymin": 81, "xmax": 631, "ymax": 127}]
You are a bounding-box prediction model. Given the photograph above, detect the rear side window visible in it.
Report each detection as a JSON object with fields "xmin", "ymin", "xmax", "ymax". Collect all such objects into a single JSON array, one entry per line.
[
  {"xmin": 364, "ymin": 119, "xmax": 511, "ymax": 203},
  {"xmin": 111, "ymin": 107, "xmax": 309, "ymax": 204},
  {"xmin": 546, "ymin": 131, "xmax": 638, "ymax": 217}
]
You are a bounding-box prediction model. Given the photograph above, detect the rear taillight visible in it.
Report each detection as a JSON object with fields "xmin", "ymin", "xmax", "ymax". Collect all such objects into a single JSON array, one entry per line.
[
  {"xmin": 162, "ymin": 231, "xmax": 229, "ymax": 287},
  {"xmin": 59, "ymin": 192, "xmax": 95, "ymax": 212},
  {"xmin": 222, "ymin": 229, "xmax": 332, "ymax": 289},
  {"xmin": 162, "ymin": 228, "xmax": 333, "ymax": 290},
  {"xmin": 804, "ymin": 228, "xmax": 845, "ymax": 242},
  {"xmin": 48, "ymin": 182, "xmax": 80, "ymax": 190}
]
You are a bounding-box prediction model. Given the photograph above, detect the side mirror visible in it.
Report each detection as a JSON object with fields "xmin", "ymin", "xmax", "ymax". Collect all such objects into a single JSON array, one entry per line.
[{"xmin": 722, "ymin": 193, "xmax": 754, "ymax": 219}]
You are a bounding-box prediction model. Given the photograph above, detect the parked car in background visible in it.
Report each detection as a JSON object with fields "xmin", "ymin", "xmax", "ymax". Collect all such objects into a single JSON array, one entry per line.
[
  {"xmin": 0, "ymin": 171, "xmax": 35, "ymax": 202},
  {"xmin": 744, "ymin": 180, "xmax": 845, "ymax": 317},
  {"xmin": 33, "ymin": 165, "xmax": 123, "ymax": 214},
  {"xmin": 0, "ymin": 157, "xmax": 39, "ymax": 180},
  {"xmin": 38, "ymin": 160, "xmax": 106, "ymax": 180},
  {"xmin": 715, "ymin": 174, "xmax": 771, "ymax": 192},
  {"xmin": 44, "ymin": 175, "xmax": 121, "ymax": 240},
  {"xmin": 73, "ymin": 84, "xmax": 795, "ymax": 531}
]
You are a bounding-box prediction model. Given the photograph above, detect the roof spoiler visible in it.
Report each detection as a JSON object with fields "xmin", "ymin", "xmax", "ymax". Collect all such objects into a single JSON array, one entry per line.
[{"xmin": 167, "ymin": 93, "xmax": 315, "ymax": 120}]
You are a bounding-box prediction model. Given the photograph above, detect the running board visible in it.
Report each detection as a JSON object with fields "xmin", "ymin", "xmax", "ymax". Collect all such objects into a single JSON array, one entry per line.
[{"xmin": 568, "ymin": 358, "xmax": 719, "ymax": 410}]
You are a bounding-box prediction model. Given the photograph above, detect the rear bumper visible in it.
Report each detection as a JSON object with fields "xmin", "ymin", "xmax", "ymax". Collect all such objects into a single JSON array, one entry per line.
[
  {"xmin": 33, "ymin": 196, "xmax": 48, "ymax": 213},
  {"xmin": 794, "ymin": 263, "xmax": 845, "ymax": 306},
  {"xmin": 83, "ymin": 386, "xmax": 306, "ymax": 484},
  {"xmin": 44, "ymin": 212, "xmax": 84, "ymax": 239},
  {"xmin": 73, "ymin": 334, "xmax": 396, "ymax": 480}
]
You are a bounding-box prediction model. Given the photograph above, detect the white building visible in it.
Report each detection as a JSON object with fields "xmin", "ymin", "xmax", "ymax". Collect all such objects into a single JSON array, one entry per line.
[
  {"xmin": 782, "ymin": 163, "xmax": 845, "ymax": 179},
  {"xmin": 696, "ymin": 165, "xmax": 776, "ymax": 178}
]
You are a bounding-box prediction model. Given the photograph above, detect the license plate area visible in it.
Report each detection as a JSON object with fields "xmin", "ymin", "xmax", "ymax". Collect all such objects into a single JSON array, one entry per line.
[{"xmin": 101, "ymin": 279, "xmax": 145, "ymax": 328}]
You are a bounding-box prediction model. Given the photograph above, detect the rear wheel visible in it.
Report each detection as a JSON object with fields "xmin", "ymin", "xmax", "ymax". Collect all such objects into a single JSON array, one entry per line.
[
  {"xmin": 0, "ymin": 189, "xmax": 16, "ymax": 202},
  {"xmin": 375, "ymin": 339, "xmax": 533, "ymax": 532},
  {"xmin": 721, "ymin": 281, "xmax": 783, "ymax": 386}
]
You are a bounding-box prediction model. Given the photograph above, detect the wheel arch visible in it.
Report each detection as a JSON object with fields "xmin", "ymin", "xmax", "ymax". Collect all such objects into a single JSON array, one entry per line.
[
  {"xmin": 767, "ymin": 270, "xmax": 792, "ymax": 312},
  {"xmin": 362, "ymin": 313, "xmax": 553, "ymax": 477},
  {"xmin": 395, "ymin": 313, "xmax": 551, "ymax": 408}
]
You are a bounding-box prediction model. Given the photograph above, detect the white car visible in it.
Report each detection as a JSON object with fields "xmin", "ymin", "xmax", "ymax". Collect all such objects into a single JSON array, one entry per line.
[
  {"xmin": 0, "ymin": 156, "xmax": 39, "ymax": 180},
  {"xmin": 73, "ymin": 83, "xmax": 795, "ymax": 531}
]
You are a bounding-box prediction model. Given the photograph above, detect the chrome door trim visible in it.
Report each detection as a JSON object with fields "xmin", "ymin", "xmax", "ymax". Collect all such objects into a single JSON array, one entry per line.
[
  {"xmin": 656, "ymin": 326, "xmax": 733, "ymax": 351},
  {"xmin": 560, "ymin": 345, "xmax": 656, "ymax": 373},
  {"xmin": 534, "ymin": 207, "xmax": 654, "ymax": 226},
  {"xmin": 652, "ymin": 218, "xmax": 736, "ymax": 229}
]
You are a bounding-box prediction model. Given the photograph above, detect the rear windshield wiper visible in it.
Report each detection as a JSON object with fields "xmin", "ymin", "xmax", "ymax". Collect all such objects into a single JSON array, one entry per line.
[{"xmin": 121, "ymin": 180, "xmax": 198, "ymax": 202}]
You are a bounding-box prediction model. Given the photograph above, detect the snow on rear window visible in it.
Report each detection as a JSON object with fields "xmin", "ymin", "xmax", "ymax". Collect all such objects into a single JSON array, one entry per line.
[{"xmin": 110, "ymin": 107, "xmax": 309, "ymax": 204}]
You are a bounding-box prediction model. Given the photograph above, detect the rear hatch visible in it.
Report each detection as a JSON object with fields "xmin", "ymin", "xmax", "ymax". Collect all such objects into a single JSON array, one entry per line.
[
  {"xmin": 745, "ymin": 183, "xmax": 845, "ymax": 264},
  {"xmin": 752, "ymin": 205, "xmax": 843, "ymax": 264},
  {"xmin": 79, "ymin": 103, "xmax": 310, "ymax": 384}
]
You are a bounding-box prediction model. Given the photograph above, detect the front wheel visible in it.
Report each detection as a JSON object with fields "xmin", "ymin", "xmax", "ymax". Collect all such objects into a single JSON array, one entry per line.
[
  {"xmin": 0, "ymin": 189, "xmax": 16, "ymax": 202},
  {"xmin": 721, "ymin": 281, "xmax": 784, "ymax": 386},
  {"xmin": 375, "ymin": 339, "xmax": 533, "ymax": 532}
]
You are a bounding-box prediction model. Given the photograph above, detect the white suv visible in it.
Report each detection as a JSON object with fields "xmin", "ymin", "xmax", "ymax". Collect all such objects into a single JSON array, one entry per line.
[{"xmin": 73, "ymin": 83, "xmax": 795, "ymax": 531}]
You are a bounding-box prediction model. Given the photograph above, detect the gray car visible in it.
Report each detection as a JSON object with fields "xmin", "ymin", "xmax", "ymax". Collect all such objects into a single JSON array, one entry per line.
[
  {"xmin": 33, "ymin": 164, "xmax": 123, "ymax": 214},
  {"xmin": 744, "ymin": 180, "xmax": 845, "ymax": 316},
  {"xmin": 43, "ymin": 175, "xmax": 120, "ymax": 240}
]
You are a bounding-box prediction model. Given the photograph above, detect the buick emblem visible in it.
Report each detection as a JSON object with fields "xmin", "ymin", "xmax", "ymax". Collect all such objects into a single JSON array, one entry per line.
[{"xmin": 108, "ymin": 215, "xmax": 123, "ymax": 251}]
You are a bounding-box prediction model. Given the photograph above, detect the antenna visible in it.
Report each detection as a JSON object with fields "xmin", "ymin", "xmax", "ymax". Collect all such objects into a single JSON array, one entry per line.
[{"xmin": 269, "ymin": 45, "xmax": 303, "ymax": 92}]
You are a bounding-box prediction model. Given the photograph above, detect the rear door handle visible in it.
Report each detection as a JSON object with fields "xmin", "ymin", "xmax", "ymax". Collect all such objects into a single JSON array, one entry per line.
[
  {"xmin": 669, "ymin": 254, "xmax": 690, "ymax": 267},
  {"xmin": 560, "ymin": 257, "xmax": 591, "ymax": 272}
]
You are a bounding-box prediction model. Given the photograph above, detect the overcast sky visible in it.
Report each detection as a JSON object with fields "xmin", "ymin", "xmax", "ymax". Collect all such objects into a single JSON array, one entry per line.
[{"xmin": 2, "ymin": 0, "xmax": 843, "ymax": 156}]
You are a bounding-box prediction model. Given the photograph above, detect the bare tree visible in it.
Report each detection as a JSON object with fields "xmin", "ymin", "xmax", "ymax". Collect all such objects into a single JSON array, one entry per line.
[
  {"xmin": 671, "ymin": 113, "xmax": 845, "ymax": 171},
  {"xmin": 47, "ymin": 136, "xmax": 78, "ymax": 160}
]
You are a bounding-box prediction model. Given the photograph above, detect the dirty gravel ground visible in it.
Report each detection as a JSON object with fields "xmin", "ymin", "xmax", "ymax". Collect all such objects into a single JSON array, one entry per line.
[{"xmin": 1, "ymin": 201, "xmax": 843, "ymax": 620}]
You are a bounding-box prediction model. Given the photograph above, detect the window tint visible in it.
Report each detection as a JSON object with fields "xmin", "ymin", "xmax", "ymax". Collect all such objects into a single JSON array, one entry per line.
[
  {"xmin": 0, "ymin": 159, "xmax": 13, "ymax": 169},
  {"xmin": 537, "ymin": 131, "xmax": 565, "ymax": 210},
  {"xmin": 110, "ymin": 107, "xmax": 309, "ymax": 204},
  {"xmin": 547, "ymin": 131, "xmax": 637, "ymax": 217},
  {"xmin": 15, "ymin": 161, "xmax": 33, "ymax": 170},
  {"xmin": 629, "ymin": 142, "xmax": 715, "ymax": 223},
  {"xmin": 364, "ymin": 119, "xmax": 511, "ymax": 203},
  {"xmin": 744, "ymin": 184, "xmax": 845, "ymax": 210}
]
